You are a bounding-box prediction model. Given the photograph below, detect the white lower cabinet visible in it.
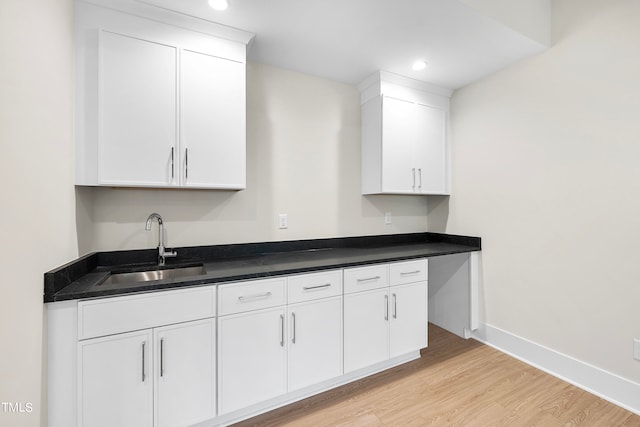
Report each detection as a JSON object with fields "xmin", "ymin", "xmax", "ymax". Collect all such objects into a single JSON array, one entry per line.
[
  {"xmin": 344, "ymin": 260, "xmax": 428, "ymax": 373},
  {"xmin": 389, "ymin": 282, "xmax": 427, "ymax": 358},
  {"xmin": 78, "ymin": 318, "xmax": 216, "ymax": 427},
  {"xmin": 217, "ymin": 271, "xmax": 343, "ymax": 415},
  {"xmin": 287, "ymin": 296, "xmax": 343, "ymax": 391},
  {"xmin": 217, "ymin": 306, "xmax": 288, "ymax": 415},
  {"xmin": 78, "ymin": 329, "xmax": 154, "ymax": 427},
  {"xmin": 73, "ymin": 262, "xmax": 427, "ymax": 425},
  {"xmin": 344, "ymin": 288, "xmax": 390, "ymax": 372},
  {"xmin": 154, "ymin": 319, "xmax": 216, "ymax": 427}
]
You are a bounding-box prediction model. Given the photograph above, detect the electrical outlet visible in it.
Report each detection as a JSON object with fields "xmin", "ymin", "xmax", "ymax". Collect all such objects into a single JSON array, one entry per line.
[
  {"xmin": 634, "ymin": 338, "xmax": 640, "ymax": 361},
  {"xmin": 384, "ymin": 212, "xmax": 392, "ymax": 225},
  {"xmin": 278, "ymin": 213, "xmax": 288, "ymax": 229}
]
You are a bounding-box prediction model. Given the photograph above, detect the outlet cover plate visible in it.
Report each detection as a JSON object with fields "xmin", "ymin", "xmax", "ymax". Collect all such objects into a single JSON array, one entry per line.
[
  {"xmin": 634, "ymin": 338, "xmax": 640, "ymax": 361},
  {"xmin": 384, "ymin": 212, "xmax": 392, "ymax": 225}
]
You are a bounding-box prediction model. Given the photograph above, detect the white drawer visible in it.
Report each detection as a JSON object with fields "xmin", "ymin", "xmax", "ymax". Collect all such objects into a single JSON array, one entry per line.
[
  {"xmin": 218, "ymin": 277, "xmax": 286, "ymax": 316},
  {"xmin": 288, "ymin": 270, "xmax": 342, "ymax": 304},
  {"xmin": 389, "ymin": 259, "xmax": 428, "ymax": 286},
  {"xmin": 343, "ymin": 264, "xmax": 389, "ymax": 294},
  {"xmin": 78, "ymin": 285, "xmax": 216, "ymax": 340}
]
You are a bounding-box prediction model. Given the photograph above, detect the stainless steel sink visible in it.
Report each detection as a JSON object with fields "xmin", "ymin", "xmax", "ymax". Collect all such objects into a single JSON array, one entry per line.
[{"xmin": 99, "ymin": 265, "xmax": 207, "ymax": 286}]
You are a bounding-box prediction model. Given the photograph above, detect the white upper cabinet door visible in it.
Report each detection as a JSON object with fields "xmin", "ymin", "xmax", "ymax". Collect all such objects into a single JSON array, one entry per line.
[
  {"xmin": 78, "ymin": 330, "xmax": 154, "ymax": 427},
  {"xmin": 287, "ymin": 297, "xmax": 343, "ymax": 391},
  {"xmin": 99, "ymin": 31, "xmax": 177, "ymax": 186},
  {"xmin": 181, "ymin": 50, "xmax": 246, "ymax": 189},
  {"xmin": 154, "ymin": 318, "xmax": 216, "ymax": 427},
  {"xmin": 381, "ymin": 96, "xmax": 447, "ymax": 194},
  {"xmin": 381, "ymin": 96, "xmax": 417, "ymax": 193},
  {"xmin": 389, "ymin": 282, "xmax": 427, "ymax": 359},
  {"xmin": 343, "ymin": 288, "xmax": 390, "ymax": 373},
  {"xmin": 413, "ymin": 103, "xmax": 447, "ymax": 194}
]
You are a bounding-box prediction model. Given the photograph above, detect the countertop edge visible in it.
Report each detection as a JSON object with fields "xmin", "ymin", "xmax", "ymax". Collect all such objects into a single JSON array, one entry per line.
[{"xmin": 45, "ymin": 232, "xmax": 480, "ymax": 303}]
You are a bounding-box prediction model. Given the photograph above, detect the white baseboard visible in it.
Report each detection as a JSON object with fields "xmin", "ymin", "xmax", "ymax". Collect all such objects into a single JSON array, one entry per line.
[{"xmin": 472, "ymin": 323, "xmax": 640, "ymax": 416}]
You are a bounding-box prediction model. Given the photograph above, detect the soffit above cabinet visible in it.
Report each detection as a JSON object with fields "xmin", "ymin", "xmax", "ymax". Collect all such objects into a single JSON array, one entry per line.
[{"xmin": 132, "ymin": 0, "xmax": 550, "ymax": 89}]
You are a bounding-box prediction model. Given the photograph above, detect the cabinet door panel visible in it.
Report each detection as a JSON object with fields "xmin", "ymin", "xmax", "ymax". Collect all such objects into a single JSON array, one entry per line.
[
  {"xmin": 100, "ymin": 31, "xmax": 177, "ymax": 186},
  {"xmin": 288, "ymin": 297, "xmax": 342, "ymax": 391},
  {"xmin": 78, "ymin": 330, "xmax": 153, "ymax": 427},
  {"xmin": 181, "ymin": 50, "xmax": 245, "ymax": 189},
  {"xmin": 381, "ymin": 96, "xmax": 416, "ymax": 193},
  {"xmin": 218, "ymin": 307, "xmax": 287, "ymax": 414},
  {"xmin": 155, "ymin": 318, "xmax": 216, "ymax": 427},
  {"xmin": 344, "ymin": 289, "xmax": 389, "ymax": 373},
  {"xmin": 414, "ymin": 103, "xmax": 446, "ymax": 193},
  {"xmin": 390, "ymin": 282, "xmax": 427, "ymax": 358}
]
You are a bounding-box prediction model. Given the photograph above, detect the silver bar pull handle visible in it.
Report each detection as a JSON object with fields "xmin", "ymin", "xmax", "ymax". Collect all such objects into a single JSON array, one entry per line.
[
  {"xmin": 400, "ymin": 270, "xmax": 421, "ymax": 276},
  {"xmin": 357, "ymin": 276, "xmax": 381, "ymax": 283},
  {"xmin": 160, "ymin": 338, "xmax": 165, "ymax": 377},
  {"xmin": 412, "ymin": 168, "xmax": 416, "ymax": 190},
  {"xmin": 238, "ymin": 291, "xmax": 272, "ymax": 302},
  {"xmin": 170, "ymin": 147, "xmax": 174, "ymax": 180},
  {"xmin": 185, "ymin": 148, "xmax": 188, "ymax": 180},
  {"xmin": 393, "ymin": 293, "xmax": 397, "ymax": 319},
  {"xmin": 291, "ymin": 312, "xmax": 296, "ymax": 344},
  {"xmin": 384, "ymin": 294, "xmax": 389, "ymax": 321},
  {"xmin": 303, "ymin": 283, "xmax": 331, "ymax": 291},
  {"xmin": 418, "ymin": 168, "xmax": 422, "ymax": 189},
  {"xmin": 279, "ymin": 314, "xmax": 284, "ymax": 347},
  {"xmin": 141, "ymin": 341, "xmax": 146, "ymax": 382}
]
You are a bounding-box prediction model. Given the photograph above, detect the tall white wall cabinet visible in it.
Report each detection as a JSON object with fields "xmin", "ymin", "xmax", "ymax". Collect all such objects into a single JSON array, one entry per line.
[
  {"xmin": 359, "ymin": 71, "xmax": 453, "ymax": 195},
  {"xmin": 74, "ymin": 0, "xmax": 254, "ymax": 189}
]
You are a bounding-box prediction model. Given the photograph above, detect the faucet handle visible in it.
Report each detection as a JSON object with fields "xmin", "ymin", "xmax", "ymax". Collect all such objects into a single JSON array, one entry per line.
[
  {"xmin": 158, "ymin": 248, "xmax": 177, "ymax": 266},
  {"xmin": 165, "ymin": 249, "xmax": 178, "ymax": 258}
]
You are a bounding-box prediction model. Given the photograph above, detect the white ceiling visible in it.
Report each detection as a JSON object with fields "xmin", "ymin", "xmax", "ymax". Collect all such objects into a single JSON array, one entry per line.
[{"xmin": 137, "ymin": 0, "xmax": 548, "ymax": 89}]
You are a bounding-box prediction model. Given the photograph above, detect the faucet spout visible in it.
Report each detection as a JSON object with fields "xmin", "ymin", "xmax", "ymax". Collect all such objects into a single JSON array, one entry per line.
[
  {"xmin": 145, "ymin": 213, "xmax": 177, "ymax": 266},
  {"xmin": 145, "ymin": 212, "xmax": 163, "ymax": 231}
]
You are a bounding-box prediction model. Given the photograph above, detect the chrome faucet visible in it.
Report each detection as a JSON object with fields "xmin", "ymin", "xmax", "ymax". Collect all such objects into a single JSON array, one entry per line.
[{"xmin": 145, "ymin": 213, "xmax": 177, "ymax": 266}]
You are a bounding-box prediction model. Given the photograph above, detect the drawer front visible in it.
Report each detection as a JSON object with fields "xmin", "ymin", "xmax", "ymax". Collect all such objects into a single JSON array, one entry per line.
[
  {"xmin": 78, "ymin": 285, "xmax": 216, "ymax": 340},
  {"xmin": 218, "ymin": 277, "xmax": 287, "ymax": 316},
  {"xmin": 389, "ymin": 259, "xmax": 428, "ymax": 286},
  {"xmin": 288, "ymin": 270, "xmax": 343, "ymax": 304},
  {"xmin": 343, "ymin": 264, "xmax": 389, "ymax": 294}
]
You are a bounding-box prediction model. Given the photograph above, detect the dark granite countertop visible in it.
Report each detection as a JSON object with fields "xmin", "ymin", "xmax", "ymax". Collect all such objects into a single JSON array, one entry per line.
[{"xmin": 44, "ymin": 232, "xmax": 481, "ymax": 303}]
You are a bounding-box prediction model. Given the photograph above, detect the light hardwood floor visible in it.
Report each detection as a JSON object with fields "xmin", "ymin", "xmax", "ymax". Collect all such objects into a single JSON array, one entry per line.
[{"xmin": 233, "ymin": 324, "xmax": 640, "ymax": 426}]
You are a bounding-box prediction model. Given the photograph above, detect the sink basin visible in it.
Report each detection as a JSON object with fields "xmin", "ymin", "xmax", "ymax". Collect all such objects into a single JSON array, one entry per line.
[{"xmin": 99, "ymin": 265, "xmax": 207, "ymax": 286}]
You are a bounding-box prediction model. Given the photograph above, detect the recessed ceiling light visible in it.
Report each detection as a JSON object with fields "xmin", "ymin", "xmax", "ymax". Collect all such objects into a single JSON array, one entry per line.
[
  {"xmin": 412, "ymin": 60, "xmax": 427, "ymax": 71},
  {"xmin": 208, "ymin": 0, "xmax": 229, "ymax": 11}
]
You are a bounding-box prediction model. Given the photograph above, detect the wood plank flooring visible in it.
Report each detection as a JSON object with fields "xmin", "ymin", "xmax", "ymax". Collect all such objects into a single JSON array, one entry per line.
[{"xmin": 233, "ymin": 324, "xmax": 640, "ymax": 426}]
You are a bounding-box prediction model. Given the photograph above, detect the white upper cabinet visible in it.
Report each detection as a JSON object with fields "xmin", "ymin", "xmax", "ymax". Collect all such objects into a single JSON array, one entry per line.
[
  {"xmin": 99, "ymin": 31, "xmax": 177, "ymax": 186},
  {"xmin": 75, "ymin": 1, "xmax": 253, "ymax": 189},
  {"xmin": 181, "ymin": 50, "xmax": 245, "ymax": 189},
  {"xmin": 359, "ymin": 71, "xmax": 452, "ymax": 195}
]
